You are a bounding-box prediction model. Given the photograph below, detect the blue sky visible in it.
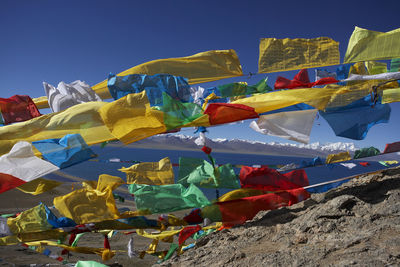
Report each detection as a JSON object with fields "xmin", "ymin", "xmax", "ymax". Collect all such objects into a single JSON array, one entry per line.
[{"xmin": 1, "ymin": 0, "xmax": 399, "ymax": 150}]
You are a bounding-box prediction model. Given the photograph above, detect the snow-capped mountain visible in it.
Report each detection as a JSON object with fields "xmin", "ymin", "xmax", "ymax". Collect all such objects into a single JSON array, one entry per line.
[{"xmin": 128, "ymin": 134, "xmax": 358, "ymax": 157}]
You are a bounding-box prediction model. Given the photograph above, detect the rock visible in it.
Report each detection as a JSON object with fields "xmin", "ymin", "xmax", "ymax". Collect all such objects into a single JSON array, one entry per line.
[{"xmin": 161, "ymin": 167, "xmax": 400, "ymax": 266}]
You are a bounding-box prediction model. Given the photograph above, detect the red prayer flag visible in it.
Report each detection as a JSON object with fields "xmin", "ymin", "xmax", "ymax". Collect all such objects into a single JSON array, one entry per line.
[
  {"xmin": 201, "ymin": 146, "xmax": 212, "ymax": 154},
  {"xmin": 204, "ymin": 103, "xmax": 259, "ymax": 125},
  {"xmin": 0, "ymin": 172, "xmax": 26, "ymax": 193},
  {"xmin": 0, "ymin": 95, "xmax": 41, "ymax": 125},
  {"xmin": 239, "ymin": 166, "xmax": 309, "ymax": 191},
  {"xmin": 274, "ymin": 69, "xmax": 338, "ymax": 90},
  {"xmin": 217, "ymin": 188, "xmax": 310, "ymax": 225},
  {"xmin": 359, "ymin": 162, "xmax": 370, "ymax": 167},
  {"xmin": 383, "ymin": 141, "xmax": 400, "ymax": 154},
  {"xmin": 178, "ymin": 225, "xmax": 202, "ymax": 245}
]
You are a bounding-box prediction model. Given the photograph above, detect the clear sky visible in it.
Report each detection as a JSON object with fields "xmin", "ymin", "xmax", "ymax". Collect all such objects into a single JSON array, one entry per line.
[{"xmin": 1, "ymin": 0, "xmax": 399, "ymax": 151}]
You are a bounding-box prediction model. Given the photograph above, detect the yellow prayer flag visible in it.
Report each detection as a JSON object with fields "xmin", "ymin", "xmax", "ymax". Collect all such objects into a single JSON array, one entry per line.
[
  {"xmin": 119, "ymin": 157, "xmax": 174, "ymax": 185},
  {"xmin": 258, "ymin": 37, "xmax": 340, "ymax": 73},
  {"xmin": 231, "ymin": 86, "xmax": 349, "ymax": 114},
  {"xmin": 7, "ymin": 204, "xmax": 53, "ymax": 234},
  {"xmin": 92, "ymin": 49, "xmax": 243, "ymax": 99},
  {"xmin": 53, "ymin": 174, "xmax": 123, "ymax": 224},
  {"xmin": 344, "ymin": 26, "xmax": 400, "ymax": 63},
  {"xmin": 0, "ymin": 101, "xmax": 115, "ymax": 156},
  {"xmin": 16, "ymin": 178, "xmax": 62, "ymax": 195},
  {"xmin": 98, "ymin": 91, "xmax": 166, "ymax": 144},
  {"xmin": 382, "ymin": 88, "xmax": 400, "ymax": 104},
  {"xmin": 365, "ymin": 61, "xmax": 387, "ymax": 75},
  {"xmin": 325, "ymin": 151, "xmax": 352, "ymax": 164}
]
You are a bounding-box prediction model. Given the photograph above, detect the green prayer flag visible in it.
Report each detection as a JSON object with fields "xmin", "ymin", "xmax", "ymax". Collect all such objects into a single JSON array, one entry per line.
[
  {"xmin": 177, "ymin": 157, "xmax": 240, "ymax": 189},
  {"xmin": 353, "ymin": 147, "xmax": 381, "ymax": 159},
  {"xmin": 159, "ymin": 92, "xmax": 203, "ymax": 130},
  {"xmin": 217, "ymin": 78, "xmax": 271, "ymax": 98},
  {"xmin": 129, "ymin": 183, "xmax": 210, "ymax": 214},
  {"xmin": 390, "ymin": 58, "xmax": 400, "ymax": 72}
]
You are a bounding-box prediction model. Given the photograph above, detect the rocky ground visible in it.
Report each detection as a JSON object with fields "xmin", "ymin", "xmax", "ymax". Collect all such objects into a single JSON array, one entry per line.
[{"xmin": 162, "ymin": 167, "xmax": 400, "ymax": 267}]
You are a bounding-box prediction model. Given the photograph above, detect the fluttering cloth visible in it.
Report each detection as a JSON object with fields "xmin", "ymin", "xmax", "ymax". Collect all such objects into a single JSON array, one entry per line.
[
  {"xmin": 43, "ymin": 80, "xmax": 102, "ymax": 112},
  {"xmin": 259, "ymin": 37, "xmax": 340, "ymax": 73},
  {"xmin": 0, "ymin": 95, "xmax": 41, "ymax": 125}
]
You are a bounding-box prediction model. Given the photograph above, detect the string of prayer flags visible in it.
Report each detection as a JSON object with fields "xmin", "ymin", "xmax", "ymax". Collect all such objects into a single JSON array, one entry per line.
[
  {"xmin": 204, "ymin": 103, "xmax": 258, "ymax": 125},
  {"xmin": 129, "ymin": 183, "xmax": 210, "ymax": 214},
  {"xmin": 325, "ymin": 151, "xmax": 352, "ymax": 164},
  {"xmin": 258, "ymin": 37, "xmax": 340, "ymax": 73},
  {"xmin": 353, "ymin": 147, "xmax": 380, "ymax": 159},
  {"xmin": 119, "ymin": 157, "xmax": 174, "ymax": 185},
  {"xmin": 43, "ymin": 80, "xmax": 102, "ymax": 113},
  {"xmin": 383, "ymin": 141, "xmax": 400, "ymax": 154},
  {"xmin": 382, "ymin": 88, "xmax": 400, "ymax": 104},
  {"xmin": 98, "ymin": 91, "xmax": 166, "ymax": 144},
  {"xmin": 249, "ymin": 109, "xmax": 318, "ymax": 144},
  {"xmin": 344, "ymin": 26, "xmax": 400, "ymax": 63},
  {"xmin": 16, "ymin": 178, "xmax": 62, "ymax": 195},
  {"xmin": 107, "ymin": 74, "xmax": 192, "ymax": 105},
  {"xmin": 239, "ymin": 166, "xmax": 309, "ymax": 191},
  {"xmin": 32, "ymin": 134, "xmax": 95, "ymax": 169},
  {"xmin": 0, "ymin": 142, "xmax": 59, "ymax": 194},
  {"xmin": 320, "ymin": 95, "xmax": 391, "ymax": 140},
  {"xmin": 54, "ymin": 174, "xmax": 124, "ymax": 224},
  {"xmin": 274, "ymin": 69, "xmax": 338, "ymax": 90},
  {"xmin": 0, "ymin": 95, "xmax": 41, "ymax": 125},
  {"xmin": 92, "ymin": 49, "xmax": 243, "ymax": 99},
  {"xmin": 177, "ymin": 157, "xmax": 240, "ymax": 189}
]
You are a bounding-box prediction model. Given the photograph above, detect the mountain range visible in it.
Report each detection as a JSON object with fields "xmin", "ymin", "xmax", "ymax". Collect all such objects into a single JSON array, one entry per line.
[{"xmin": 125, "ymin": 134, "xmax": 358, "ymax": 157}]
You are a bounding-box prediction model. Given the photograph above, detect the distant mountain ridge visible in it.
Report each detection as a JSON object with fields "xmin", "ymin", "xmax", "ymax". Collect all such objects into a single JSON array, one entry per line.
[{"xmin": 126, "ymin": 134, "xmax": 358, "ymax": 157}]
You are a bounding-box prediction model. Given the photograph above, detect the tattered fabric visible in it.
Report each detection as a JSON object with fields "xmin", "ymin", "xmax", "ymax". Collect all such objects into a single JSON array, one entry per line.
[
  {"xmin": 383, "ymin": 141, "xmax": 400, "ymax": 154},
  {"xmin": 204, "ymin": 188, "xmax": 310, "ymax": 225},
  {"xmin": 0, "ymin": 95, "xmax": 41, "ymax": 125},
  {"xmin": 204, "ymin": 103, "xmax": 258, "ymax": 125},
  {"xmin": 258, "ymin": 37, "xmax": 340, "ymax": 73},
  {"xmin": 119, "ymin": 157, "xmax": 174, "ymax": 185},
  {"xmin": 249, "ymin": 109, "xmax": 317, "ymax": 144},
  {"xmin": 32, "ymin": 134, "xmax": 95, "ymax": 169},
  {"xmin": 129, "ymin": 183, "xmax": 210, "ymax": 214},
  {"xmin": 344, "ymin": 26, "xmax": 400, "ymax": 63},
  {"xmin": 239, "ymin": 166, "xmax": 309, "ymax": 191},
  {"xmin": 54, "ymin": 175, "xmax": 124, "ymax": 224},
  {"xmin": 178, "ymin": 157, "xmax": 240, "ymax": 189},
  {"xmin": 98, "ymin": 91, "xmax": 166, "ymax": 144},
  {"xmin": 0, "ymin": 142, "xmax": 59, "ymax": 193},
  {"xmin": 107, "ymin": 74, "xmax": 192, "ymax": 105},
  {"xmin": 325, "ymin": 151, "xmax": 352, "ymax": 164},
  {"xmin": 93, "ymin": 49, "xmax": 243, "ymax": 99},
  {"xmin": 43, "ymin": 80, "xmax": 102, "ymax": 113},
  {"xmin": 320, "ymin": 95, "xmax": 391, "ymax": 140},
  {"xmin": 353, "ymin": 147, "xmax": 380, "ymax": 159},
  {"xmin": 274, "ymin": 69, "xmax": 338, "ymax": 89}
]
